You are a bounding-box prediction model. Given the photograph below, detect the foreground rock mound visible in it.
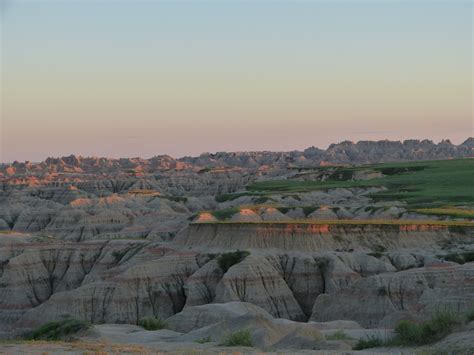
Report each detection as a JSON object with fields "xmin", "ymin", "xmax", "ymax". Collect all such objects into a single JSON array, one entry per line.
[
  {"xmin": 312, "ymin": 262, "xmax": 474, "ymax": 328},
  {"xmin": 166, "ymin": 302, "xmax": 369, "ymax": 350}
]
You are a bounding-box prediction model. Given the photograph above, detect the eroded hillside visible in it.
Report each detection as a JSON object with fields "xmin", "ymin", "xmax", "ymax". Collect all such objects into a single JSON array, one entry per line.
[{"xmin": 0, "ymin": 144, "xmax": 473, "ymax": 353}]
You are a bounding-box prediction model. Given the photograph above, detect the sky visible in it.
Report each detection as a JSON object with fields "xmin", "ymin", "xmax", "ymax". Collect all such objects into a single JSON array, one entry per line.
[{"xmin": 1, "ymin": 0, "xmax": 472, "ymax": 162}]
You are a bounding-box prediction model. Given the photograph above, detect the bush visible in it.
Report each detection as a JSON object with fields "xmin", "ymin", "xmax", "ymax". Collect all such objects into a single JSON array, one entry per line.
[
  {"xmin": 443, "ymin": 251, "xmax": 474, "ymax": 264},
  {"xmin": 372, "ymin": 244, "xmax": 387, "ymax": 254},
  {"xmin": 254, "ymin": 196, "xmax": 272, "ymax": 204},
  {"xmin": 112, "ymin": 249, "xmax": 128, "ymax": 263},
  {"xmin": 392, "ymin": 310, "xmax": 459, "ymax": 346},
  {"xmin": 302, "ymin": 206, "xmax": 318, "ymax": 217},
  {"xmin": 160, "ymin": 195, "xmax": 188, "ymax": 203},
  {"xmin": 26, "ymin": 318, "xmax": 90, "ymax": 341},
  {"xmin": 195, "ymin": 336, "xmax": 212, "ymax": 343},
  {"xmin": 217, "ymin": 250, "xmax": 250, "ymax": 273},
  {"xmin": 352, "ymin": 310, "xmax": 460, "ymax": 350},
  {"xmin": 276, "ymin": 207, "xmax": 290, "ymax": 214},
  {"xmin": 326, "ymin": 330, "xmax": 351, "ymax": 340},
  {"xmin": 394, "ymin": 320, "xmax": 423, "ymax": 344},
  {"xmin": 211, "ymin": 207, "xmax": 240, "ymax": 220},
  {"xmin": 353, "ymin": 336, "xmax": 383, "ymax": 350},
  {"xmin": 466, "ymin": 308, "xmax": 474, "ymax": 323},
  {"xmin": 138, "ymin": 316, "xmax": 167, "ymax": 330},
  {"xmin": 215, "ymin": 193, "xmax": 252, "ymax": 203},
  {"xmin": 220, "ymin": 329, "xmax": 253, "ymax": 347}
]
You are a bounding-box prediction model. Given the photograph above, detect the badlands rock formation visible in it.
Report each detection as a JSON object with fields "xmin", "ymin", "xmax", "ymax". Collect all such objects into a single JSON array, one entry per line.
[
  {"xmin": 0, "ymin": 139, "xmax": 473, "ymax": 352},
  {"xmin": 1, "ymin": 139, "xmax": 472, "ymax": 177},
  {"xmin": 1, "ymin": 223, "xmax": 473, "ymax": 335}
]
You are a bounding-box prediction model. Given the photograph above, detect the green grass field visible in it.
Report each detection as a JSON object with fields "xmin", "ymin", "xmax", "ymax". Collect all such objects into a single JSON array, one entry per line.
[
  {"xmin": 246, "ymin": 159, "xmax": 474, "ymax": 209},
  {"xmin": 191, "ymin": 219, "xmax": 474, "ymax": 227},
  {"xmin": 414, "ymin": 207, "xmax": 474, "ymax": 219}
]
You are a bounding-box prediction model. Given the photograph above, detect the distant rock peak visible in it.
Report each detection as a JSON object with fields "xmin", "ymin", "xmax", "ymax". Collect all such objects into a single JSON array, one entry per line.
[{"xmin": 2, "ymin": 138, "xmax": 472, "ymax": 174}]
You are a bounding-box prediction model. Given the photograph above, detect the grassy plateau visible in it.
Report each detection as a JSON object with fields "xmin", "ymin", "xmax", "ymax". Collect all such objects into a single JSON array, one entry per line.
[{"xmin": 245, "ymin": 158, "xmax": 474, "ymax": 210}]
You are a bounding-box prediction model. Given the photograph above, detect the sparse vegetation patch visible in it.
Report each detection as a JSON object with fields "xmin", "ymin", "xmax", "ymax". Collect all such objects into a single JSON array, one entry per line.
[
  {"xmin": 442, "ymin": 251, "xmax": 474, "ymax": 264},
  {"xmin": 215, "ymin": 192, "xmax": 261, "ymax": 203},
  {"xmin": 326, "ymin": 330, "xmax": 352, "ymax": 340},
  {"xmin": 220, "ymin": 329, "xmax": 253, "ymax": 347},
  {"xmin": 210, "ymin": 207, "xmax": 240, "ymax": 220},
  {"xmin": 195, "ymin": 336, "xmax": 212, "ymax": 343},
  {"xmin": 159, "ymin": 195, "xmax": 188, "ymax": 203},
  {"xmin": 217, "ymin": 250, "xmax": 250, "ymax": 273},
  {"xmin": 112, "ymin": 249, "xmax": 128, "ymax": 263},
  {"xmin": 138, "ymin": 316, "xmax": 167, "ymax": 330},
  {"xmin": 353, "ymin": 336, "xmax": 383, "ymax": 350},
  {"xmin": 352, "ymin": 309, "xmax": 461, "ymax": 350},
  {"xmin": 254, "ymin": 196, "xmax": 274, "ymax": 204},
  {"xmin": 466, "ymin": 308, "xmax": 474, "ymax": 323},
  {"xmin": 391, "ymin": 310, "xmax": 459, "ymax": 346},
  {"xmin": 368, "ymin": 252, "xmax": 383, "ymax": 259},
  {"xmin": 415, "ymin": 207, "xmax": 474, "ymax": 219},
  {"xmin": 303, "ymin": 206, "xmax": 318, "ymax": 216},
  {"xmin": 26, "ymin": 318, "xmax": 90, "ymax": 341}
]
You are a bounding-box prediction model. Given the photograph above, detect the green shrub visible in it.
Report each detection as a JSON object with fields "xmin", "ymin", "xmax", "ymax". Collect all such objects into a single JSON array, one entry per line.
[
  {"xmin": 315, "ymin": 258, "xmax": 330, "ymax": 272},
  {"xmin": 352, "ymin": 310, "xmax": 460, "ymax": 350},
  {"xmin": 220, "ymin": 329, "xmax": 253, "ymax": 347},
  {"xmin": 422, "ymin": 310, "xmax": 459, "ymax": 337},
  {"xmin": 282, "ymin": 194, "xmax": 301, "ymax": 201},
  {"xmin": 377, "ymin": 166, "xmax": 426, "ymax": 176},
  {"xmin": 326, "ymin": 330, "xmax": 351, "ymax": 340},
  {"xmin": 328, "ymin": 168, "xmax": 354, "ymax": 181},
  {"xmin": 215, "ymin": 193, "xmax": 254, "ymax": 203},
  {"xmin": 138, "ymin": 316, "xmax": 167, "ymax": 330},
  {"xmin": 466, "ymin": 308, "xmax": 474, "ymax": 323},
  {"xmin": 443, "ymin": 251, "xmax": 474, "ymax": 264},
  {"xmin": 210, "ymin": 207, "xmax": 240, "ymax": 220},
  {"xmin": 254, "ymin": 196, "xmax": 272, "ymax": 204},
  {"xmin": 392, "ymin": 310, "xmax": 459, "ymax": 346},
  {"xmin": 394, "ymin": 320, "xmax": 423, "ymax": 344},
  {"xmin": 26, "ymin": 318, "xmax": 90, "ymax": 341},
  {"xmin": 276, "ymin": 207, "xmax": 290, "ymax": 214},
  {"xmin": 195, "ymin": 336, "xmax": 212, "ymax": 343},
  {"xmin": 303, "ymin": 206, "xmax": 318, "ymax": 217},
  {"xmin": 112, "ymin": 249, "xmax": 128, "ymax": 263},
  {"xmin": 442, "ymin": 253, "xmax": 465, "ymax": 264},
  {"xmin": 187, "ymin": 213, "xmax": 198, "ymax": 221},
  {"xmin": 377, "ymin": 287, "xmax": 388, "ymax": 296},
  {"xmin": 217, "ymin": 250, "xmax": 250, "ymax": 273},
  {"xmin": 372, "ymin": 244, "xmax": 387, "ymax": 254},
  {"xmin": 160, "ymin": 195, "xmax": 188, "ymax": 203},
  {"xmin": 416, "ymin": 207, "xmax": 474, "ymax": 219},
  {"xmin": 353, "ymin": 336, "xmax": 383, "ymax": 350}
]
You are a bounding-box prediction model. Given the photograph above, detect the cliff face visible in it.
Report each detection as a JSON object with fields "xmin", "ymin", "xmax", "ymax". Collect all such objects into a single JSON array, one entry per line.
[
  {"xmin": 1, "ymin": 221, "xmax": 474, "ymax": 336},
  {"xmin": 174, "ymin": 222, "xmax": 474, "ymax": 252},
  {"xmin": 0, "ymin": 236, "xmax": 198, "ymax": 332}
]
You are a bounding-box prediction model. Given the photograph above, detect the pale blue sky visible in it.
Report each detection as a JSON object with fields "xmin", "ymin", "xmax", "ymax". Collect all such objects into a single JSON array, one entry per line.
[{"xmin": 1, "ymin": 0, "xmax": 472, "ymax": 162}]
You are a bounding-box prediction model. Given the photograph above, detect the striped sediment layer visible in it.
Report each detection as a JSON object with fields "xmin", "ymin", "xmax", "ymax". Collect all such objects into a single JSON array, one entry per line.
[{"xmin": 174, "ymin": 221, "xmax": 474, "ymax": 252}]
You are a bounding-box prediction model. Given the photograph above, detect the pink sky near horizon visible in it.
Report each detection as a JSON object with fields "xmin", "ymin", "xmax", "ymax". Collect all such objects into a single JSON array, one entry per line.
[{"xmin": 1, "ymin": 1, "xmax": 472, "ymax": 163}]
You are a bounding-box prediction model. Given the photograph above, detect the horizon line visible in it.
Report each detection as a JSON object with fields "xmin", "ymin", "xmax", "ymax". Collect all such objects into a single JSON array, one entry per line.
[{"xmin": 1, "ymin": 136, "xmax": 472, "ymax": 165}]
